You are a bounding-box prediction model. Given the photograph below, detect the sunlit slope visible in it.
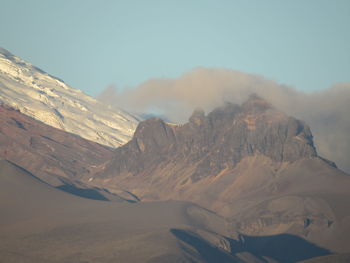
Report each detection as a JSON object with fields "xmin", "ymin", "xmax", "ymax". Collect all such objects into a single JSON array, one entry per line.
[
  {"xmin": 0, "ymin": 160, "xmax": 241, "ymax": 263},
  {"xmin": 0, "ymin": 48, "xmax": 138, "ymax": 147}
]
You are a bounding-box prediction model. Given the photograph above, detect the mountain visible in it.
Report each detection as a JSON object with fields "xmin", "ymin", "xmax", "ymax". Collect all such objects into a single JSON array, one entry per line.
[
  {"xmin": 87, "ymin": 95, "xmax": 350, "ymax": 255},
  {"xmin": 1, "ymin": 90, "xmax": 348, "ymax": 261},
  {"xmin": 0, "ymin": 159, "xmax": 260, "ymax": 263},
  {"xmin": 0, "ymin": 104, "xmax": 138, "ymax": 201},
  {"xmin": 2, "ymin": 159, "xmax": 341, "ymax": 263},
  {"xmin": 0, "ymin": 153, "xmax": 346, "ymax": 262},
  {"xmin": 1, "ymin": 47, "xmax": 349, "ymax": 261},
  {"xmin": 0, "ymin": 48, "xmax": 139, "ymax": 147}
]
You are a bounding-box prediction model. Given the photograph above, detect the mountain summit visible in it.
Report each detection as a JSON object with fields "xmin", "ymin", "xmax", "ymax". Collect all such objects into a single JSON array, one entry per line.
[
  {"xmin": 100, "ymin": 94, "xmax": 318, "ymax": 182},
  {"xmin": 0, "ymin": 48, "xmax": 139, "ymax": 147},
  {"xmin": 87, "ymin": 95, "xmax": 350, "ymax": 254}
]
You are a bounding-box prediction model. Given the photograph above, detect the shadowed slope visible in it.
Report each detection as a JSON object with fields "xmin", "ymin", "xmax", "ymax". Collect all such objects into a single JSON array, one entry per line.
[
  {"xmin": 230, "ymin": 233, "xmax": 331, "ymax": 263},
  {"xmin": 299, "ymin": 253, "xmax": 350, "ymax": 263}
]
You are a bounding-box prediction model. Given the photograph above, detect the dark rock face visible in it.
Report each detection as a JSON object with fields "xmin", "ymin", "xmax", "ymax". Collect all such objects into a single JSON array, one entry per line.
[{"xmin": 104, "ymin": 95, "xmax": 317, "ymax": 181}]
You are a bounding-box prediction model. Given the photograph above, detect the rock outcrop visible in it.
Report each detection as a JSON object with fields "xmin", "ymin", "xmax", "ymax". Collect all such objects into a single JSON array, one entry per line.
[{"xmin": 102, "ymin": 94, "xmax": 318, "ymax": 182}]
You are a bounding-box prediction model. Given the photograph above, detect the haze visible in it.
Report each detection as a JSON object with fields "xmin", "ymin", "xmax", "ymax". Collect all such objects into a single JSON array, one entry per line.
[
  {"xmin": 1, "ymin": 2, "xmax": 350, "ymax": 261},
  {"xmin": 0, "ymin": 0, "xmax": 349, "ymax": 95}
]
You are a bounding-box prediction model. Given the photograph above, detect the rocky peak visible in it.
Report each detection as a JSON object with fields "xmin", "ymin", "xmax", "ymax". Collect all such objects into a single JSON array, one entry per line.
[
  {"xmin": 241, "ymin": 94, "xmax": 273, "ymax": 114},
  {"xmin": 189, "ymin": 108, "xmax": 206, "ymax": 126},
  {"xmin": 133, "ymin": 117, "xmax": 176, "ymax": 153},
  {"xmin": 105, "ymin": 95, "xmax": 318, "ymax": 181}
]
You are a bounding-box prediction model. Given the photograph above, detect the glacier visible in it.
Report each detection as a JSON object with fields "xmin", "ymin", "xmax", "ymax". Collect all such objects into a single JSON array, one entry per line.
[{"xmin": 0, "ymin": 48, "xmax": 139, "ymax": 147}]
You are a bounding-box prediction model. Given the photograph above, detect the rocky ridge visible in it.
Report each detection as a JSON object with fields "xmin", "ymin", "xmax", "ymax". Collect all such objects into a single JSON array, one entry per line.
[
  {"xmin": 88, "ymin": 95, "xmax": 350, "ymax": 254},
  {"xmin": 101, "ymin": 94, "xmax": 318, "ymax": 182}
]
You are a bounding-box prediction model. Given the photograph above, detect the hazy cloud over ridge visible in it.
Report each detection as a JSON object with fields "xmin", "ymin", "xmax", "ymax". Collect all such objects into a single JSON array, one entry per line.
[{"xmin": 98, "ymin": 68, "xmax": 350, "ymax": 173}]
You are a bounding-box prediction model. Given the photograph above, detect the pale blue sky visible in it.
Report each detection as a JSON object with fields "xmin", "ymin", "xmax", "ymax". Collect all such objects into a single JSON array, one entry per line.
[{"xmin": 0, "ymin": 0, "xmax": 349, "ymax": 96}]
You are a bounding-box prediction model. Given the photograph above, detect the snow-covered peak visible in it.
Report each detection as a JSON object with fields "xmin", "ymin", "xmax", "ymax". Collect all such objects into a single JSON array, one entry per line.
[{"xmin": 0, "ymin": 48, "xmax": 139, "ymax": 147}]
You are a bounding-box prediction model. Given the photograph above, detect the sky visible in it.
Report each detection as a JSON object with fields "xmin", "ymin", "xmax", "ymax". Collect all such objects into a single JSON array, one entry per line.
[{"xmin": 0, "ymin": 0, "xmax": 349, "ymax": 96}]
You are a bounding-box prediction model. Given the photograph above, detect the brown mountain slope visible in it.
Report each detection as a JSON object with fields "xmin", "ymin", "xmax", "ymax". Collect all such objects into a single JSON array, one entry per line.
[
  {"xmin": 0, "ymin": 159, "xmax": 260, "ymax": 263},
  {"xmin": 94, "ymin": 95, "xmax": 319, "ymax": 193},
  {"xmin": 1, "ymin": 159, "xmax": 336, "ymax": 263},
  {"xmin": 88, "ymin": 95, "xmax": 350, "ymax": 254},
  {"xmin": 0, "ymin": 104, "xmax": 112, "ymax": 182},
  {"xmin": 0, "ymin": 104, "xmax": 131, "ymax": 201}
]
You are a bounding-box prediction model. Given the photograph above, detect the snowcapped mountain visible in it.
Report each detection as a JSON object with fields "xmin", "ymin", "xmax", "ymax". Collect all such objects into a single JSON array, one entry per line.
[{"xmin": 0, "ymin": 48, "xmax": 139, "ymax": 147}]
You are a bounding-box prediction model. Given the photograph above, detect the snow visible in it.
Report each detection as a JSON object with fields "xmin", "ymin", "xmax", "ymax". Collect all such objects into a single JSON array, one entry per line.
[{"xmin": 0, "ymin": 48, "xmax": 139, "ymax": 147}]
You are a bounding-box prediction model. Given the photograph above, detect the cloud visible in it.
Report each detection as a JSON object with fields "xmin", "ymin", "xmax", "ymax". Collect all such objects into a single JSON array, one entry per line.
[{"xmin": 97, "ymin": 68, "xmax": 350, "ymax": 173}]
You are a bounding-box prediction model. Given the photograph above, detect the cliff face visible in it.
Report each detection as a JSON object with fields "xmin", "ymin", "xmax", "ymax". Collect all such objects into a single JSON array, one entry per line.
[
  {"xmin": 102, "ymin": 95, "xmax": 317, "ymax": 181},
  {"xmin": 93, "ymin": 95, "xmax": 325, "ymax": 206}
]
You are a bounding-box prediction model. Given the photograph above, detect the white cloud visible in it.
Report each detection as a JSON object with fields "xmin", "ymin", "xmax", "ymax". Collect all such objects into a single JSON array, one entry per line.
[{"xmin": 98, "ymin": 68, "xmax": 350, "ymax": 173}]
